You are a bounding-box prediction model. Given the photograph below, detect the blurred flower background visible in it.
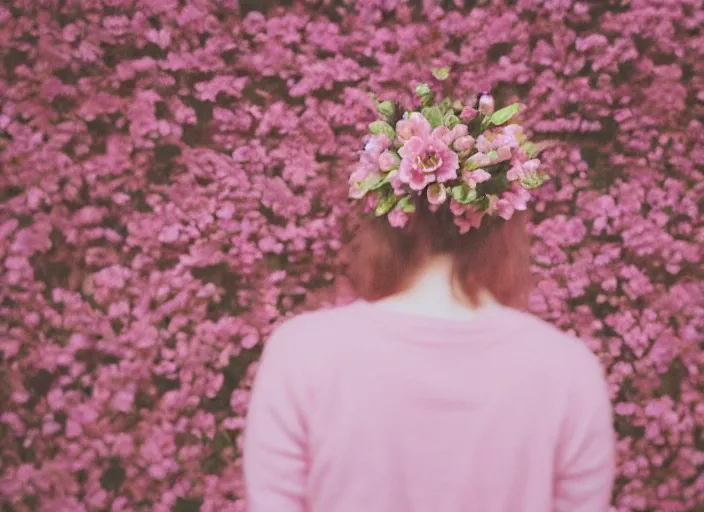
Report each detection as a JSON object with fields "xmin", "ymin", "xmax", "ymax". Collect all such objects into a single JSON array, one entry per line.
[{"xmin": 0, "ymin": 0, "xmax": 702, "ymax": 510}]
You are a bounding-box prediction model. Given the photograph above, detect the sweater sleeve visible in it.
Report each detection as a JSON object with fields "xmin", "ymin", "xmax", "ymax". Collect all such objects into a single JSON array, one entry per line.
[
  {"xmin": 244, "ymin": 324, "xmax": 309, "ymax": 512},
  {"xmin": 553, "ymin": 351, "xmax": 616, "ymax": 512}
]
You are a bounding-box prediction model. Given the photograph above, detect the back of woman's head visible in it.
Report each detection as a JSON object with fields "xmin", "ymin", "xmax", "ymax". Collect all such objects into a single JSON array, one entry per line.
[
  {"xmin": 346, "ymin": 201, "xmax": 533, "ymax": 308},
  {"xmin": 345, "ymin": 84, "xmax": 546, "ymax": 307}
]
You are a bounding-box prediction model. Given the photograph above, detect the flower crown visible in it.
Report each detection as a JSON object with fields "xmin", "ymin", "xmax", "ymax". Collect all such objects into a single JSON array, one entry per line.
[{"xmin": 349, "ymin": 70, "xmax": 548, "ymax": 232}]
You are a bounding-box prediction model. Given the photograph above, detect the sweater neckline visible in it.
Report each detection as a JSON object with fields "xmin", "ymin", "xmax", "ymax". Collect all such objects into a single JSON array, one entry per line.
[{"xmin": 352, "ymin": 299, "xmax": 518, "ymax": 344}]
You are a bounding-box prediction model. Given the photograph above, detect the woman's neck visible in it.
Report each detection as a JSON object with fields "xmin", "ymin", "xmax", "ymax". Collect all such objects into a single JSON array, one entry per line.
[{"xmin": 373, "ymin": 256, "xmax": 499, "ymax": 320}]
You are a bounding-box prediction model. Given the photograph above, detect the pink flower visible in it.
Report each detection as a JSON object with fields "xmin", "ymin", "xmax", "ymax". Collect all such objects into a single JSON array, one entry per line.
[
  {"xmin": 432, "ymin": 125, "xmax": 451, "ymax": 142},
  {"xmin": 476, "ymin": 135, "xmax": 492, "ymax": 153},
  {"xmin": 112, "ymin": 433, "xmax": 135, "ymax": 457},
  {"xmin": 465, "ymin": 152, "xmax": 491, "ymax": 169},
  {"xmin": 387, "ymin": 209, "xmax": 409, "ymax": 228},
  {"xmin": 485, "ymin": 194, "xmax": 499, "ymax": 215},
  {"xmin": 493, "ymin": 145, "xmax": 513, "ymax": 163},
  {"xmin": 364, "ymin": 134, "xmax": 392, "ymax": 156},
  {"xmin": 66, "ymin": 419, "xmax": 82, "ymax": 438},
  {"xmin": 503, "ymin": 124, "xmax": 524, "ymax": 139},
  {"xmin": 364, "ymin": 194, "xmax": 378, "ymax": 213},
  {"xmin": 494, "ymin": 186, "xmax": 531, "ymax": 220},
  {"xmin": 398, "ymin": 136, "xmax": 459, "ymax": 190},
  {"xmin": 1, "ymin": 412, "xmax": 25, "ymax": 436},
  {"xmin": 349, "ymin": 161, "xmax": 379, "ymax": 184},
  {"xmin": 507, "ymin": 164, "xmax": 523, "ymax": 182},
  {"xmin": 449, "ymin": 200, "xmax": 464, "ymax": 217},
  {"xmin": 42, "ymin": 419, "xmax": 61, "ymax": 436},
  {"xmin": 432, "ymin": 124, "xmax": 468, "ymax": 144},
  {"xmin": 523, "ymin": 159, "xmax": 541, "ymax": 173},
  {"xmin": 463, "ymin": 169, "xmax": 492, "ymax": 188},
  {"xmin": 148, "ymin": 464, "xmax": 168, "ymax": 480},
  {"xmin": 460, "ymin": 106, "xmax": 477, "ymax": 121},
  {"xmin": 398, "ymin": 165, "xmax": 435, "ymax": 191},
  {"xmin": 348, "ymin": 169, "xmax": 381, "ymax": 199},
  {"xmin": 453, "ymin": 135, "xmax": 475, "ymax": 152},
  {"xmin": 386, "ymin": 170, "xmax": 406, "ymax": 196},
  {"xmin": 357, "ymin": 137, "xmax": 389, "ymax": 174},
  {"xmin": 47, "ymin": 389, "xmax": 66, "ymax": 410},
  {"xmin": 75, "ymin": 404, "xmax": 99, "ymax": 424},
  {"xmin": 159, "ymin": 225, "xmax": 180, "ymax": 243},
  {"xmin": 507, "ymin": 158, "xmax": 541, "ymax": 181},
  {"xmin": 349, "ymin": 153, "xmax": 384, "ymax": 199},
  {"xmin": 223, "ymin": 417, "xmax": 246, "ymax": 430},
  {"xmin": 427, "ymin": 184, "xmax": 447, "ymax": 205},
  {"xmin": 112, "ymin": 390, "xmax": 135, "ymax": 413},
  {"xmin": 450, "ymin": 124, "xmax": 469, "ymax": 139},
  {"xmin": 396, "ymin": 112, "xmax": 431, "ymax": 142},
  {"xmin": 378, "ymin": 150, "xmax": 400, "ymax": 171},
  {"xmin": 495, "ymin": 198, "xmax": 516, "ymax": 220},
  {"xmin": 349, "ymin": 134, "xmax": 395, "ymax": 198},
  {"xmin": 492, "ymin": 133, "xmax": 521, "ymax": 150},
  {"xmin": 451, "ymin": 202, "xmax": 486, "ymax": 233}
]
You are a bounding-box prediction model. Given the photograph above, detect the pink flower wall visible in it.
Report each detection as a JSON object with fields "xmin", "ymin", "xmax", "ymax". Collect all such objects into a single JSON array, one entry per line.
[{"xmin": 1, "ymin": 0, "xmax": 702, "ymax": 510}]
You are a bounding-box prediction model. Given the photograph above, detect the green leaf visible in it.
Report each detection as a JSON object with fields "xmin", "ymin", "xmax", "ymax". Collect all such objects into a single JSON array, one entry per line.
[
  {"xmin": 475, "ymin": 195, "xmax": 490, "ymax": 211},
  {"xmin": 490, "ymin": 103, "xmax": 520, "ymax": 126},
  {"xmin": 376, "ymin": 100, "xmax": 395, "ymax": 119},
  {"xmin": 444, "ymin": 113, "xmax": 460, "ymax": 128},
  {"xmin": 480, "ymin": 115, "xmax": 492, "ymax": 131},
  {"xmin": 451, "ymin": 185, "xmax": 479, "ymax": 204},
  {"xmin": 452, "ymin": 100, "xmax": 464, "ymax": 113},
  {"xmin": 375, "ymin": 194, "xmax": 399, "ymax": 216},
  {"xmin": 368, "ymin": 172, "xmax": 392, "ymax": 191},
  {"xmin": 415, "ymin": 83, "xmax": 434, "ymax": 106},
  {"xmin": 439, "ymin": 97, "xmax": 453, "ymax": 112},
  {"xmin": 464, "ymin": 153, "xmax": 490, "ymax": 171},
  {"xmin": 521, "ymin": 174, "xmax": 549, "ymax": 189},
  {"xmin": 421, "ymin": 106, "xmax": 443, "ymax": 129},
  {"xmin": 415, "ymin": 83, "xmax": 431, "ymax": 98},
  {"xmin": 398, "ymin": 195, "xmax": 416, "ymax": 213},
  {"xmin": 522, "ymin": 141, "xmax": 544, "ymax": 158},
  {"xmin": 368, "ymin": 120, "xmax": 395, "ymax": 138},
  {"xmin": 488, "ymin": 150, "xmax": 498, "ymax": 162},
  {"xmin": 431, "ymin": 67, "xmax": 450, "ymax": 81}
]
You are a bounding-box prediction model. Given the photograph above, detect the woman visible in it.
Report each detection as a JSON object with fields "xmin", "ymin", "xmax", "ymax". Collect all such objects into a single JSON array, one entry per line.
[{"xmin": 244, "ymin": 88, "xmax": 615, "ymax": 512}]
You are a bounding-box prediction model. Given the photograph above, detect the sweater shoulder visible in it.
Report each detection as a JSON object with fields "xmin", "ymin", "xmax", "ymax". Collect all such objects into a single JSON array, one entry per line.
[
  {"xmin": 277, "ymin": 302, "xmax": 358, "ymax": 332},
  {"xmin": 267, "ymin": 302, "xmax": 360, "ymax": 349},
  {"xmin": 502, "ymin": 308, "xmax": 606, "ymax": 379}
]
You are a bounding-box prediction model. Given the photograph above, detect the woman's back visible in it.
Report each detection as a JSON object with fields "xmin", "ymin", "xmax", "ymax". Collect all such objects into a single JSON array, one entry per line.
[
  {"xmin": 245, "ymin": 86, "xmax": 614, "ymax": 511},
  {"xmin": 244, "ymin": 301, "xmax": 615, "ymax": 512}
]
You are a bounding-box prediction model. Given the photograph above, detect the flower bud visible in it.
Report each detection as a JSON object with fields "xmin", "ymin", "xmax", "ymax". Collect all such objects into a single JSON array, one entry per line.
[
  {"xmin": 431, "ymin": 67, "xmax": 450, "ymax": 80},
  {"xmin": 460, "ymin": 106, "xmax": 477, "ymax": 122},
  {"xmin": 368, "ymin": 120, "xmax": 395, "ymax": 138},
  {"xmin": 427, "ymin": 184, "xmax": 448, "ymax": 205},
  {"xmin": 478, "ymin": 94, "xmax": 495, "ymax": 115},
  {"xmin": 453, "ymin": 135, "xmax": 475, "ymax": 152},
  {"xmin": 376, "ymin": 100, "xmax": 395, "ymax": 119},
  {"xmin": 415, "ymin": 83, "xmax": 434, "ymax": 106},
  {"xmin": 415, "ymin": 83, "xmax": 432, "ymax": 97}
]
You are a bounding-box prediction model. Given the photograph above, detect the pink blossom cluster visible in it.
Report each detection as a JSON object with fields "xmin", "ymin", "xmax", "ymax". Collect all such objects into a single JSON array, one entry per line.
[
  {"xmin": 0, "ymin": 0, "xmax": 702, "ymax": 510},
  {"xmin": 349, "ymin": 89, "xmax": 547, "ymax": 231}
]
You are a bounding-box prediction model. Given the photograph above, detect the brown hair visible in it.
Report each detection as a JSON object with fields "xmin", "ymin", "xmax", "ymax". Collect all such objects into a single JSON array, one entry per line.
[{"xmin": 346, "ymin": 200, "xmax": 533, "ymax": 308}]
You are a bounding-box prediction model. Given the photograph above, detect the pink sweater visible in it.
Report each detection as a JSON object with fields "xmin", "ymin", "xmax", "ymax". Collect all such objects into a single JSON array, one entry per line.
[{"xmin": 244, "ymin": 301, "xmax": 615, "ymax": 512}]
